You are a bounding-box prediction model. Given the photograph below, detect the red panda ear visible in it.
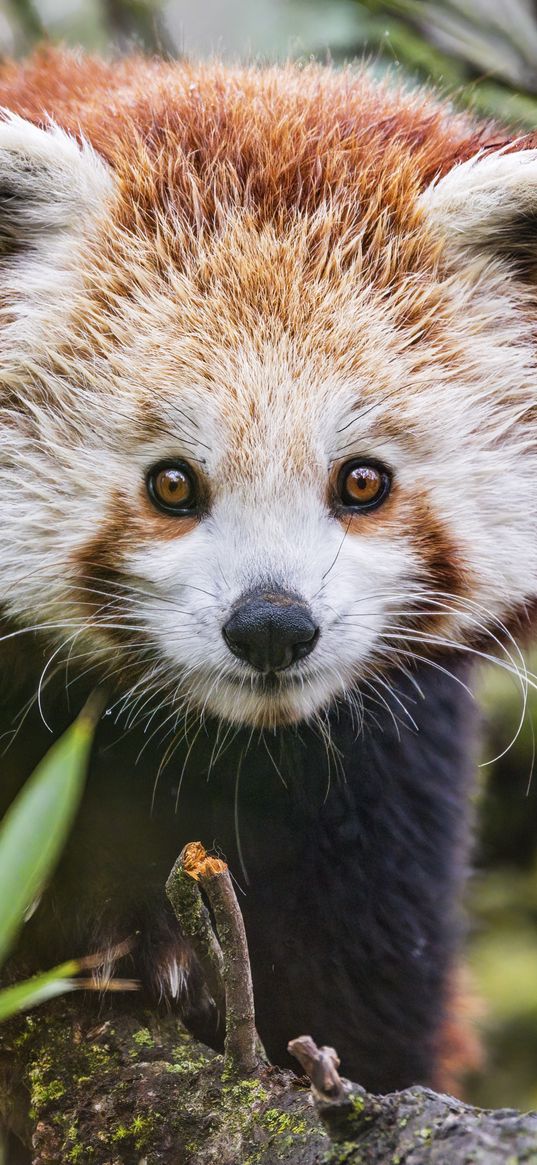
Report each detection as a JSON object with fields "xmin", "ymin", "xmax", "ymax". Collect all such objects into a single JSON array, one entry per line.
[
  {"xmin": 0, "ymin": 113, "xmax": 113, "ymax": 362},
  {"xmin": 0, "ymin": 112, "xmax": 113, "ymax": 251},
  {"xmin": 420, "ymin": 148, "xmax": 537, "ymax": 276}
]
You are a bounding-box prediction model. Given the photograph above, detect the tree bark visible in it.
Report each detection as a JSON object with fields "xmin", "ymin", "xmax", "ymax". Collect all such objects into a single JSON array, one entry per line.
[{"xmin": 1, "ymin": 1003, "xmax": 537, "ymax": 1164}]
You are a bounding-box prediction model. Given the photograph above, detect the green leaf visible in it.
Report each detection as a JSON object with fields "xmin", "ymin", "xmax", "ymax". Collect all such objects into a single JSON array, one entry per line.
[
  {"xmin": 0, "ymin": 960, "xmax": 79, "ymax": 1022},
  {"xmin": 0, "ymin": 694, "xmax": 101, "ymax": 968}
]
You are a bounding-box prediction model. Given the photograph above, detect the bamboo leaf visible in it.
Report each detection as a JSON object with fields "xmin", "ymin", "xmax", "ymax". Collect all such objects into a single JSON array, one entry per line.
[
  {"xmin": 0, "ymin": 961, "xmax": 79, "ymax": 1022},
  {"xmin": 0, "ymin": 695, "xmax": 101, "ymax": 968}
]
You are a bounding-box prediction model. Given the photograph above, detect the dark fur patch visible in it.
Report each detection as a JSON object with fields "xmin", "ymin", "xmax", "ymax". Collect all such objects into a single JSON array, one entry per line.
[
  {"xmin": 486, "ymin": 208, "xmax": 537, "ymax": 282},
  {"xmin": 3, "ymin": 657, "xmax": 476, "ymax": 1092}
]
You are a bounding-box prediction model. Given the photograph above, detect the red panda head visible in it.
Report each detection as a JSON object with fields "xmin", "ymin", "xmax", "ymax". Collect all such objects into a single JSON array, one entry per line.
[{"xmin": 1, "ymin": 56, "xmax": 536, "ymax": 730}]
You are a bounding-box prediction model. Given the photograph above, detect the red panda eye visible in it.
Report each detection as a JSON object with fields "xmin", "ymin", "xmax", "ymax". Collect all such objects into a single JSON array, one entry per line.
[
  {"xmin": 147, "ymin": 462, "xmax": 197, "ymax": 514},
  {"xmin": 337, "ymin": 461, "xmax": 391, "ymax": 511}
]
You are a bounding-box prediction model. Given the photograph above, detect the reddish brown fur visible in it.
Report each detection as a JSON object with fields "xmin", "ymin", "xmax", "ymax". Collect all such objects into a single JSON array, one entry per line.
[
  {"xmin": 75, "ymin": 489, "xmax": 198, "ymax": 590},
  {"xmin": 342, "ymin": 488, "xmax": 466, "ymax": 599},
  {"xmin": 434, "ymin": 967, "xmax": 484, "ymax": 1095},
  {"xmin": 0, "ymin": 48, "xmax": 520, "ymax": 266}
]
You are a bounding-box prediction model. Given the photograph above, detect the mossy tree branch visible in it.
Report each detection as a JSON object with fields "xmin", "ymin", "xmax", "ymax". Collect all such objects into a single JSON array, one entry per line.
[
  {"xmin": 1, "ymin": 841, "xmax": 537, "ymax": 1163},
  {"xmin": 3, "ymin": 1004, "xmax": 537, "ymax": 1165}
]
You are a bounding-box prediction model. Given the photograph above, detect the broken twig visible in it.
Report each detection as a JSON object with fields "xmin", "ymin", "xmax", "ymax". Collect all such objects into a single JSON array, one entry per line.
[
  {"xmin": 288, "ymin": 1035, "xmax": 347, "ymax": 1103},
  {"xmin": 169, "ymin": 841, "xmax": 261, "ymax": 1075},
  {"xmin": 165, "ymin": 848, "xmax": 225, "ymax": 1016},
  {"xmin": 288, "ymin": 1033, "xmax": 369, "ymax": 1142}
]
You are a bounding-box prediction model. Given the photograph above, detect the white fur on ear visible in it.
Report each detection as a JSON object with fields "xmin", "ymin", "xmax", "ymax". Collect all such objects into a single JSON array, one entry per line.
[
  {"xmin": 420, "ymin": 148, "xmax": 537, "ymax": 258},
  {"xmin": 0, "ymin": 111, "xmax": 113, "ymax": 244},
  {"xmin": 0, "ymin": 113, "xmax": 114, "ymax": 361}
]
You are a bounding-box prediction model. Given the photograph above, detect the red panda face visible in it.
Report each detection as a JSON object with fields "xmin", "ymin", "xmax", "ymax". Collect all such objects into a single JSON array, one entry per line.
[{"xmin": 1, "ymin": 66, "xmax": 537, "ymax": 731}]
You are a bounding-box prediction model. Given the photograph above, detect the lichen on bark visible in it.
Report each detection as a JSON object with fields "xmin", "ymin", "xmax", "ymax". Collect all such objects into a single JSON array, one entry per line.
[
  {"xmin": 3, "ymin": 994, "xmax": 537, "ymax": 1164},
  {"xmin": 1, "ymin": 1002, "xmax": 324, "ymax": 1164}
]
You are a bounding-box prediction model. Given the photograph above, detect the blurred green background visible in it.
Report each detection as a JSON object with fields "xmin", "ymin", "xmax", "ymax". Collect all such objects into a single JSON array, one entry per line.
[{"xmin": 1, "ymin": 0, "xmax": 537, "ymax": 1111}]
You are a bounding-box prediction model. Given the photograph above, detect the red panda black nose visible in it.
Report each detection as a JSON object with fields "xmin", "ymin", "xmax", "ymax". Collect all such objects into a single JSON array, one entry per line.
[{"xmin": 222, "ymin": 589, "xmax": 320, "ymax": 673}]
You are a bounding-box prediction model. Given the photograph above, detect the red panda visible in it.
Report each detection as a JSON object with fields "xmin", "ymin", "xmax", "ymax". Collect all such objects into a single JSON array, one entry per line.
[{"xmin": 0, "ymin": 49, "xmax": 536, "ymax": 1096}]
